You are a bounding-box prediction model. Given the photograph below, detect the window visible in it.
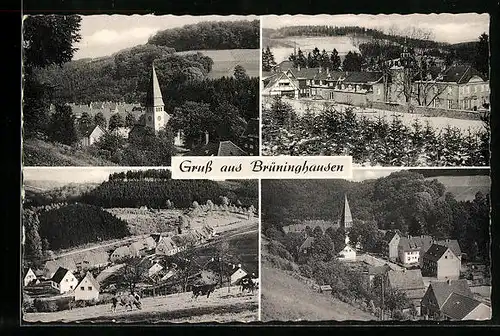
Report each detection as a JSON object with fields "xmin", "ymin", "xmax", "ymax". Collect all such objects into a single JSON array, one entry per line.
[
  {"xmin": 157, "ymin": 115, "xmax": 161, "ymax": 121},
  {"xmin": 474, "ymin": 86, "xmax": 478, "ymax": 93},
  {"xmin": 377, "ymin": 88, "xmax": 381, "ymax": 95},
  {"xmin": 80, "ymin": 286, "xmax": 85, "ymax": 290},
  {"xmin": 448, "ymin": 100, "xmax": 453, "ymax": 109},
  {"xmin": 66, "ymin": 279, "xmax": 68, "ymax": 282},
  {"xmin": 88, "ymin": 286, "xmax": 93, "ymax": 290},
  {"xmin": 70, "ymin": 285, "xmax": 73, "ymax": 289}
]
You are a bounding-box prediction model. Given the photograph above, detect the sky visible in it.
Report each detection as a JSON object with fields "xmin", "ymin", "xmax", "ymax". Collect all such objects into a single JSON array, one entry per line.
[
  {"xmin": 73, "ymin": 15, "xmax": 258, "ymax": 59},
  {"xmin": 24, "ymin": 167, "xmax": 136, "ymax": 184},
  {"xmin": 350, "ymin": 168, "xmax": 404, "ymax": 181},
  {"xmin": 262, "ymin": 13, "xmax": 489, "ymax": 44}
]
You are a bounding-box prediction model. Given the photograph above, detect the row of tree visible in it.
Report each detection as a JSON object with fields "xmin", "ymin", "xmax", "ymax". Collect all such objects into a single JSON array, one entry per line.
[
  {"xmin": 262, "ymin": 97, "xmax": 490, "ymax": 167},
  {"xmin": 108, "ymin": 169, "xmax": 172, "ymax": 181},
  {"xmin": 262, "ymin": 170, "xmax": 490, "ymax": 262},
  {"xmin": 147, "ymin": 20, "xmax": 260, "ymax": 51}
]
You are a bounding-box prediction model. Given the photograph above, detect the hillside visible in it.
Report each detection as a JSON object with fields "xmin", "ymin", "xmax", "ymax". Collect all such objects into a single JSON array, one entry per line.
[
  {"xmin": 261, "ymin": 241, "xmax": 374, "ymax": 322},
  {"xmin": 426, "ymin": 175, "xmax": 490, "ymax": 201},
  {"xmin": 23, "ymin": 139, "xmax": 117, "ymax": 167}
]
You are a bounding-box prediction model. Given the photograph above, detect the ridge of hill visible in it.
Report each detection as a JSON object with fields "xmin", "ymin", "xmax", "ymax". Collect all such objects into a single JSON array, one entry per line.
[{"xmin": 425, "ymin": 175, "xmax": 490, "ymax": 201}]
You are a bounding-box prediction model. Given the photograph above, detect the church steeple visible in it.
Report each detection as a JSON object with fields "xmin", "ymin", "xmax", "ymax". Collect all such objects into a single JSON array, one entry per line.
[
  {"xmin": 145, "ymin": 62, "xmax": 168, "ymax": 132},
  {"xmin": 340, "ymin": 194, "xmax": 353, "ymax": 231}
]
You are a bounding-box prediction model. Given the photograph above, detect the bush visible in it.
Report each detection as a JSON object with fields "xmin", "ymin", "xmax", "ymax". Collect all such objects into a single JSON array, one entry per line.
[
  {"xmin": 33, "ymin": 298, "xmax": 58, "ymax": 312},
  {"xmin": 268, "ymin": 240, "xmax": 294, "ymax": 261}
]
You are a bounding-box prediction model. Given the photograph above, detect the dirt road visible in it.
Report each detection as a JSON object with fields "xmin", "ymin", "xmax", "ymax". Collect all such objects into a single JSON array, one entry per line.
[{"xmin": 23, "ymin": 286, "xmax": 258, "ymax": 323}]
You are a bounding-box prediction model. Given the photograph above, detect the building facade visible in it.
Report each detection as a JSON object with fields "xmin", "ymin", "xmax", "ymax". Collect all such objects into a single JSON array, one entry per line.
[{"xmin": 422, "ymin": 244, "xmax": 461, "ymax": 280}]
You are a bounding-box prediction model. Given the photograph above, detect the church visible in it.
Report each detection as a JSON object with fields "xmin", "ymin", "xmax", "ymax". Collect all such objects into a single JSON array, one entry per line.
[{"xmin": 337, "ymin": 195, "xmax": 357, "ymax": 261}]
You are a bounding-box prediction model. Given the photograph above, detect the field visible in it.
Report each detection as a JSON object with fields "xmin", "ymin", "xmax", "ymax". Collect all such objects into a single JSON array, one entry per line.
[
  {"xmin": 263, "ymin": 36, "xmax": 369, "ymax": 63},
  {"xmin": 23, "ymin": 139, "xmax": 116, "ymax": 167},
  {"xmin": 268, "ymin": 98, "xmax": 485, "ymax": 133},
  {"xmin": 23, "ymin": 286, "xmax": 258, "ymax": 323},
  {"xmin": 178, "ymin": 49, "xmax": 259, "ymax": 78},
  {"xmin": 426, "ymin": 176, "xmax": 490, "ymax": 201}
]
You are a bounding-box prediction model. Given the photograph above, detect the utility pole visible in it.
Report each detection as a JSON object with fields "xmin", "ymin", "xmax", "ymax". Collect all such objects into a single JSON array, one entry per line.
[{"xmin": 381, "ymin": 275, "xmax": 385, "ymax": 320}]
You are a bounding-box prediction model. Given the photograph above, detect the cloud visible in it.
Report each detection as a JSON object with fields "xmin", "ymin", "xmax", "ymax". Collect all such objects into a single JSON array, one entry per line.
[
  {"xmin": 79, "ymin": 26, "xmax": 161, "ymax": 47},
  {"xmin": 350, "ymin": 168, "xmax": 406, "ymax": 181}
]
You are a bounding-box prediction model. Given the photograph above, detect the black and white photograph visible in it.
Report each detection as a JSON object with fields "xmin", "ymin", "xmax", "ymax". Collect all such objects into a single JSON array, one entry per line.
[
  {"xmin": 261, "ymin": 14, "xmax": 490, "ymax": 167},
  {"xmin": 22, "ymin": 168, "xmax": 259, "ymax": 323},
  {"xmin": 22, "ymin": 15, "xmax": 260, "ymax": 166},
  {"xmin": 260, "ymin": 168, "xmax": 491, "ymax": 321}
]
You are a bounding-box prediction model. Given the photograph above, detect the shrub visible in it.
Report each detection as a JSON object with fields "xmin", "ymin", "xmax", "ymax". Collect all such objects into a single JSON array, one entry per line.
[
  {"xmin": 33, "ymin": 299, "xmax": 58, "ymax": 312},
  {"xmin": 268, "ymin": 240, "xmax": 294, "ymax": 261}
]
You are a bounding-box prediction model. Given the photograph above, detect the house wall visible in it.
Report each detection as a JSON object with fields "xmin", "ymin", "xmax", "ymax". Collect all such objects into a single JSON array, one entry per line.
[
  {"xmin": 59, "ymin": 272, "xmax": 78, "ymax": 294},
  {"xmin": 75, "ymin": 277, "xmax": 99, "ymax": 301},
  {"xmin": 231, "ymin": 269, "xmax": 247, "ymax": 284},
  {"xmin": 398, "ymin": 248, "xmax": 420, "ymax": 265},
  {"xmin": 436, "ymin": 250, "xmax": 461, "ymax": 280},
  {"xmin": 420, "ymin": 290, "xmax": 441, "ymax": 318},
  {"xmin": 89, "ymin": 128, "xmax": 104, "ymax": 145},
  {"xmin": 388, "ymin": 236, "xmax": 400, "ymax": 261},
  {"xmin": 458, "ymin": 78, "xmax": 490, "ymax": 110},
  {"xmin": 311, "ymin": 87, "xmax": 375, "ymax": 106}
]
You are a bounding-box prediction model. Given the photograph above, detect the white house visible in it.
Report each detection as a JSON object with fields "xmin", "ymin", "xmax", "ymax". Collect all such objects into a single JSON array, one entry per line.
[
  {"xmin": 148, "ymin": 263, "xmax": 164, "ymax": 277},
  {"xmin": 74, "ymin": 272, "xmax": 100, "ymax": 301},
  {"xmin": 80, "ymin": 125, "xmax": 105, "ymax": 147},
  {"xmin": 155, "ymin": 237, "xmax": 179, "ymax": 256},
  {"xmin": 23, "ymin": 268, "xmax": 38, "ymax": 287},
  {"xmin": 230, "ymin": 265, "xmax": 248, "ymax": 285},
  {"xmin": 338, "ymin": 244, "xmax": 356, "ymax": 261},
  {"xmin": 51, "ymin": 267, "xmax": 78, "ymax": 294}
]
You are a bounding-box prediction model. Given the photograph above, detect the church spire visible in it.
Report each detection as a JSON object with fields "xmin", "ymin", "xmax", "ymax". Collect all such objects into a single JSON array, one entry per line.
[
  {"xmin": 146, "ymin": 62, "xmax": 164, "ymax": 108},
  {"xmin": 340, "ymin": 194, "xmax": 353, "ymax": 231}
]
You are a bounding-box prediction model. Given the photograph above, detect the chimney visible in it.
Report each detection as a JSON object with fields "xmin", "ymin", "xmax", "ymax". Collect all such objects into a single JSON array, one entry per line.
[
  {"xmin": 205, "ymin": 131, "xmax": 209, "ymax": 145},
  {"xmin": 297, "ymin": 63, "xmax": 301, "ymax": 71},
  {"xmin": 238, "ymin": 263, "xmax": 242, "ymax": 268}
]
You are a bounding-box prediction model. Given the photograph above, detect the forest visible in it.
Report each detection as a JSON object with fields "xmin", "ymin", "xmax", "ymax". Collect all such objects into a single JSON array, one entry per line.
[
  {"xmin": 23, "ymin": 204, "xmax": 130, "ymax": 263},
  {"xmin": 147, "ymin": 20, "xmax": 260, "ymax": 51},
  {"xmin": 261, "ymin": 171, "xmax": 490, "ymax": 262}
]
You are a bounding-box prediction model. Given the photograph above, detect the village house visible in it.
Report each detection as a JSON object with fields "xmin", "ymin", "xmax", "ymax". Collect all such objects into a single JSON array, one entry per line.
[
  {"xmin": 337, "ymin": 243, "xmax": 356, "ymax": 261},
  {"xmin": 188, "ymin": 134, "xmax": 248, "ymax": 156},
  {"xmin": 111, "ymin": 127, "xmax": 131, "ymax": 139},
  {"xmin": 422, "ymin": 244, "xmax": 461, "ymax": 280},
  {"xmin": 148, "ymin": 262, "xmax": 164, "ymax": 277},
  {"xmin": 23, "ymin": 267, "xmax": 39, "ymax": 287},
  {"xmin": 397, "ymin": 235, "xmax": 434, "ymax": 266},
  {"xmin": 387, "ymin": 269, "xmax": 426, "ymax": 314},
  {"xmin": 382, "ymin": 230, "xmax": 402, "ymax": 262},
  {"xmin": 363, "ymin": 264, "xmax": 391, "ymax": 288},
  {"xmin": 50, "ymin": 267, "xmax": 78, "ymax": 294},
  {"xmin": 298, "ymin": 236, "xmax": 315, "ymax": 255},
  {"xmin": 74, "ymin": 271, "xmax": 100, "ymax": 301},
  {"xmin": 110, "ymin": 246, "xmax": 132, "ymax": 263},
  {"xmin": 155, "ymin": 236, "xmax": 180, "ymax": 256},
  {"xmin": 230, "ymin": 265, "xmax": 248, "ymax": 285},
  {"xmin": 439, "ymin": 293, "xmax": 491, "ymax": 320},
  {"xmin": 79, "ymin": 125, "xmax": 105, "ymax": 147},
  {"xmin": 435, "ymin": 239, "xmax": 462, "ymax": 262},
  {"xmin": 420, "ymin": 279, "xmax": 474, "ymax": 318}
]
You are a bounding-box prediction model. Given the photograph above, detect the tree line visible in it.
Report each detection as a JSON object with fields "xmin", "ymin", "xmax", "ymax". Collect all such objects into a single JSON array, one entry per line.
[
  {"xmin": 263, "ymin": 97, "xmax": 489, "ymax": 167},
  {"xmin": 262, "ymin": 170, "xmax": 490, "ymax": 262},
  {"xmin": 147, "ymin": 20, "xmax": 260, "ymax": 51},
  {"xmin": 108, "ymin": 169, "xmax": 172, "ymax": 181}
]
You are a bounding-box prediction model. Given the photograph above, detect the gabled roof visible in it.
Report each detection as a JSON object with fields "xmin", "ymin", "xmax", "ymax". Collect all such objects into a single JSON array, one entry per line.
[
  {"xmin": 217, "ymin": 141, "xmax": 247, "ymax": 156},
  {"xmin": 440, "ymin": 65, "xmax": 485, "ymax": 84},
  {"xmin": 427, "ymin": 279, "xmax": 473, "ymax": 308},
  {"xmin": 343, "ymin": 71, "xmax": 384, "ymax": 84},
  {"xmin": 264, "ymin": 71, "xmax": 298, "ymax": 90},
  {"xmin": 157, "ymin": 236, "xmax": 177, "ymax": 250},
  {"xmin": 77, "ymin": 271, "xmax": 100, "ymax": 291},
  {"xmin": 339, "ymin": 195, "xmax": 353, "ymax": 230},
  {"xmin": 23, "ymin": 267, "xmax": 35, "ymax": 278},
  {"xmin": 82, "ymin": 125, "xmax": 105, "ymax": 138},
  {"xmin": 387, "ymin": 269, "xmax": 425, "ymax": 291},
  {"xmin": 299, "ymin": 236, "xmax": 315, "ymax": 251},
  {"xmin": 435, "ymin": 239, "xmax": 462, "ymax": 258},
  {"xmin": 51, "ymin": 267, "xmax": 71, "ymax": 284},
  {"xmin": 423, "ymin": 244, "xmax": 452, "ymax": 262},
  {"xmin": 399, "ymin": 235, "xmax": 434, "ymax": 252},
  {"xmin": 45, "ymin": 258, "xmax": 77, "ymax": 274},
  {"xmin": 146, "ymin": 64, "xmax": 164, "ymax": 107},
  {"xmin": 383, "ymin": 230, "xmax": 401, "ymax": 243},
  {"xmin": 112, "ymin": 246, "xmax": 131, "ymax": 256},
  {"xmin": 441, "ymin": 292, "xmax": 483, "ymax": 320}
]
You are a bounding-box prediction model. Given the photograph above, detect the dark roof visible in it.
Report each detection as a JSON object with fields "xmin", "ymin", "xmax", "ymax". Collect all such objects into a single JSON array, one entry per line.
[
  {"xmin": 428, "ymin": 279, "xmax": 473, "ymax": 308},
  {"xmin": 399, "ymin": 235, "xmax": 434, "ymax": 252},
  {"xmin": 312, "ymin": 70, "xmax": 344, "ymax": 81},
  {"xmin": 367, "ymin": 264, "xmax": 391, "ymax": 276},
  {"xmin": 423, "ymin": 244, "xmax": 450, "ymax": 262},
  {"xmin": 441, "ymin": 65, "xmax": 485, "ymax": 84},
  {"xmin": 217, "ymin": 141, "xmax": 247, "ymax": 156},
  {"xmin": 387, "ymin": 269, "xmax": 425, "ymax": 291},
  {"xmin": 264, "ymin": 71, "xmax": 297, "ymax": 90},
  {"xmin": 51, "ymin": 267, "xmax": 70, "ymax": 284},
  {"xmin": 435, "ymin": 239, "xmax": 462, "ymax": 258},
  {"xmin": 289, "ymin": 67, "xmax": 322, "ymax": 79},
  {"xmin": 343, "ymin": 71, "xmax": 383, "ymax": 83},
  {"xmin": 441, "ymin": 292, "xmax": 482, "ymax": 320},
  {"xmin": 188, "ymin": 142, "xmax": 220, "ymax": 156},
  {"xmin": 383, "ymin": 230, "xmax": 401, "ymax": 243}
]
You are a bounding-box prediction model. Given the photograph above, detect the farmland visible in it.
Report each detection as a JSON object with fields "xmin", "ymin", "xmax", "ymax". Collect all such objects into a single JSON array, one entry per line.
[
  {"xmin": 23, "ymin": 286, "xmax": 258, "ymax": 323},
  {"xmin": 178, "ymin": 49, "xmax": 259, "ymax": 78}
]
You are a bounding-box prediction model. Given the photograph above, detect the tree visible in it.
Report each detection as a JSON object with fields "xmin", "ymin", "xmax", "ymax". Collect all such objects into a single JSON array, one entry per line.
[
  {"xmin": 349, "ymin": 220, "xmax": 380, "ymax": 252},
  {"xmin": 23, "ymin": 210, "xmax": 43, "ymax": 262},
  {"xmin": 47, "ymin": 104, "xmax": 78, "ymax": 145},
  {"xmin": 269, "ymin": 96, "xmax": 296, "ymax": 130},
  {"xmin": 120, "ymin": 258, "xmax": 147, "ymax": 293},
  {"xmin": 262, "ymin": 47, "xmax": 277, "ymax": 72},
  {"xmin": 22, "ymin": 15, "xmax": 82, "ymax": 137},
  {"xmin": 474, "ymin": 33, "xmax": 489, "ymax": 80},
  {"xmin": 94, "ymin": 112, "xmax": 107, "ymax": 129},
  {"xmin": 95, "ymin": 132, "xmax": 126, "ymax": 153},
  {"xmin": 234, "ymin": 65, "xmax": 249, "ymax": 80},
  {"xmin": 342, "ymin": 51, "xmax": 363, "ymax": 71},
  {"xmin": 125, "ymin": 112, "xmax": 137, "ymax": 127},
  {"xmin": 108, "ymin": 113, "xmax": 125, "ymax": 131},
  {"xmin": 330, "ymin": 48, "xmax": 341, "ymax": 71}
]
